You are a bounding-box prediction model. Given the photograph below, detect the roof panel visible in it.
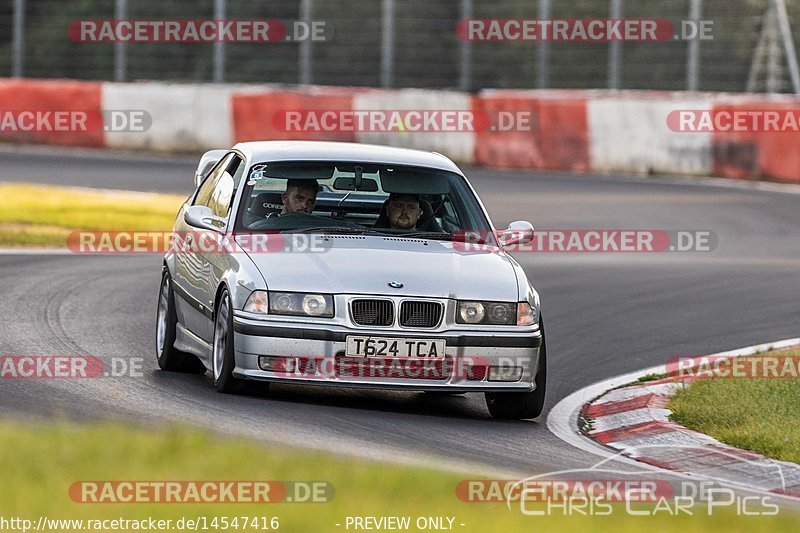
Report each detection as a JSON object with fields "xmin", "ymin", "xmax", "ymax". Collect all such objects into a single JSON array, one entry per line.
[{"xmin": 232, "ymin": 141, "xmax": 462, "ymax": 174}]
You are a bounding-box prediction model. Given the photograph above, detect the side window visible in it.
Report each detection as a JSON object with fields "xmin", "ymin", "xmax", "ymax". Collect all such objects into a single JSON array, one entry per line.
[
  {"xmin": 194, "ymin": 154, "xmax": 233, "ymax": 207},
  {"xmin": 208, "ymin": 156, "xmax": 244, "ymax": 219}
]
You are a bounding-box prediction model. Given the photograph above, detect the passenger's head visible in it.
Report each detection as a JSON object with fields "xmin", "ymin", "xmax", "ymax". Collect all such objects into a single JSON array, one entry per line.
[
  {"xmin": 386, "ymin": 193, "xmax": 422, "ymax": 230},
  {"xmin": 281, "ymin": 179, "xmax": 318, "ymax": 214}
]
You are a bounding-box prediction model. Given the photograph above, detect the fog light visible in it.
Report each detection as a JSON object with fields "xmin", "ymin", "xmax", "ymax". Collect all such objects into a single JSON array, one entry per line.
[
  {"xmin": 259, "ymin": 356, "xmax": 297, "ymax": 373},
  {"xmin": 488, "ymin": 366, "xmax": 523, "ymax": 382}
]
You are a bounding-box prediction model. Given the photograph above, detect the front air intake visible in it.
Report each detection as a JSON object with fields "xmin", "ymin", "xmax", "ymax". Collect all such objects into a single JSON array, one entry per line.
[
  {"xmin": 399, "ymin": 301, "xmax": 442, "ymax": 328},
  {"xmin": 351, "ymin": 299, "xmax": 394, "ymax": 326}
]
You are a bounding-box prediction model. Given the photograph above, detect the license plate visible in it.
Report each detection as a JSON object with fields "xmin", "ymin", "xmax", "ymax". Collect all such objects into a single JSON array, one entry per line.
[{"xmin": 345, "ymin": 336, "xmax": 446, "ymax": 359}]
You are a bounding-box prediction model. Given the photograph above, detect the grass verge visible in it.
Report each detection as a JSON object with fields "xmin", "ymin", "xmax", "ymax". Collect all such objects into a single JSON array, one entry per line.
[
  {"xmin": 0, "ymin": 183, "xmax": 185, "ymax": 247},
  {"xmin": 669, "ymin": 348, "xmax": 800, "ymax": 464},
  {"xmin": 637, "ymin": 372, "xmax": 667, "ymax": 383},
  {"xmin": 0, "ymin": 419, "xmax": 796, "ymax": 532}
]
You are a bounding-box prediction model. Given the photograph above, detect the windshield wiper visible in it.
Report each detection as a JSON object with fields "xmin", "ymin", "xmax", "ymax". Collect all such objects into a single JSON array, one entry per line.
[
  {"xmin": 402, "ymin": 232, "xmax": 454, "ymax": 241},
  {"xmin": 281, "ymin": 226, "xmax": 367, "ymax": 234}
]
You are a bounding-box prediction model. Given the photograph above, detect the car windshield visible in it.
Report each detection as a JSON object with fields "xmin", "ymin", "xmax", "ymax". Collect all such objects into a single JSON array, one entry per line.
[{"xmin": 234, "ymin": 161, "xmax": 494, "ymax": 242}]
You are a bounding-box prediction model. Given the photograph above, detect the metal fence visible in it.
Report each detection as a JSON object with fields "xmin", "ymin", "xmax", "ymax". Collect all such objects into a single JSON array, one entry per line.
[{"xmin": 1, "ymin": 0, "xmax": 799, "ymax": 93}]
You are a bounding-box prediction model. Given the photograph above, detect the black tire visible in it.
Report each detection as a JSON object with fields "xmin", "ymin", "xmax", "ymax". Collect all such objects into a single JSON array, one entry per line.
[
  {"xmin": 485, "ymin": 317, "xmax": 547, "ymax": 420},
  {"xmin": 212, "ymin": 288, "xmax": 269, "ymax": 395},
  {"xmin": 155, "ymin": 270, "xmax": 206, "ymax": 373},
  {"xmin": 212, "ymin": 288, "xmax": 241, "ymax": 393}
]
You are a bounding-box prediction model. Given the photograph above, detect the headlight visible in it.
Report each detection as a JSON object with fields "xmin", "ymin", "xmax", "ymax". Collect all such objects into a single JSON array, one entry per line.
[
  {"xmin": 458, "ymin": 302, "xmax": 485, "ymax": 323},
  {"xmin": 457, "ymin": 301, "xmax": 516, "ymax": 325},
  {"xmin": 301, "ymin": 294, "xmax": 328, "ymax": 316},
  {"xmin": 270, "ymin": 292, "xmax": 334, "ymax": 317},
  {"xmin": 244, "ymin": 291, "xmax": 334, "ymax": 318}
]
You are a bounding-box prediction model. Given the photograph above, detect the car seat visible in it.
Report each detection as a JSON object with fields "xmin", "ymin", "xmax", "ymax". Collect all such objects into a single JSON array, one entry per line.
[{"xmin": 242, "ymin": 192, "xmax": 284, "ymax": 227}]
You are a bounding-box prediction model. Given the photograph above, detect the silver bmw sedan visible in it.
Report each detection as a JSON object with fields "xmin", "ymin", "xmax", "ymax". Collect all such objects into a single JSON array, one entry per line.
[{"xmin": 156, "ymin": 141, "xmax": 546, "ymax": 419}]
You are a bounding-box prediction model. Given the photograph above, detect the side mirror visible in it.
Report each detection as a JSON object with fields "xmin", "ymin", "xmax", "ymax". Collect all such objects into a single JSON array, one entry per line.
[
  {"xmin": 184, "ymin": 205, "xmax": 226, "ymax": 232},
  {"xmin": 499, "ymin": 220, "xmax": 534, "ymax": 247},
  {"xmin": 194, "ymin": 149, "xmax": 228, "ymax": 188}
]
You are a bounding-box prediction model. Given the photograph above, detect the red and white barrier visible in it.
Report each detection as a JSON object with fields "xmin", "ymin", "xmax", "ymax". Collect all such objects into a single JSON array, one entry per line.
[
  {"xmin": 588, "ymin": 93, "xmax": 715, "ymax": 176},
  {"xmin": 232, "ymin": 86, "xmax": 362, "ymax": 143},
  {"xmin": 2, "ymin": 78, "xmax": 800, "ymax": 183},
  {"xmin": 0, "ymin": 79, "xmax": 103, "ymax": 147},
  {"xmin": 103, "ymin": 82, "xmax": 243, "ymax": 152},
  {"xmin": 474, "ymin": 89, "xmax": 590, "ymax": 171},
  {"xmin": 709, "ymin": 94, "xmax": 800, "ymax": 183}
]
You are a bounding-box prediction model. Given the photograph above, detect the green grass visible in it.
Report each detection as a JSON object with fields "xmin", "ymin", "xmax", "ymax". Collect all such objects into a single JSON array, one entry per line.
[
  {"xmin": 637, "ymin": 373, "xmax": 667, "ymax": 383},
  {"xmin": 0, "ymin": 183, "xmax": 185, "ymax": 247},
  {"xmin": 0, "ymin": 420, "xmax": 797, "ymax": 532},
  {"xmin": 669, "ymin": 348, "xmax": 800, "ymax": 464}
]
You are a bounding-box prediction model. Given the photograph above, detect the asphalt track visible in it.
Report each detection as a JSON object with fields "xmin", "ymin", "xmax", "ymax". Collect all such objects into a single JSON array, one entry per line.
[{"xmin": 1, "ymin": 144, "xmax": 799, "ymax": 478}]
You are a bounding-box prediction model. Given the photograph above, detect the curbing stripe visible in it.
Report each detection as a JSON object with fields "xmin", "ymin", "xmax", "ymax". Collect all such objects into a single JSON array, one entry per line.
[
  {"xmin": 547, "ymin": 337, "xmax": 800, "ymax": 499},
  {"xmin": 590, "ymin": 420, "xmax": 682, "ymax": 445},
  {"xmin": 587, "ymin": 406, "xmax": 674, "ymax": 434},
  {"xmin": 583, "ymin": 373, "xmax": 800, "ymax": 496},
  {"xmin": 0, "ymin": 248, "xmax": 74, "ymax": 255},
  {"xmin": 588, "ymin": 381, "xmax": 684, "ymax": 405},
  {"xmin": 584, "ymin": 392, "xmax": 671, "ymax": 417}
]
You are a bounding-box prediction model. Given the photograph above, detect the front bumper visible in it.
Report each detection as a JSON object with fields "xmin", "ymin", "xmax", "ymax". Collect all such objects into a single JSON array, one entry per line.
[{"xmin": 231, "ymin": 315, "xmax": 543, "ymax": 391}]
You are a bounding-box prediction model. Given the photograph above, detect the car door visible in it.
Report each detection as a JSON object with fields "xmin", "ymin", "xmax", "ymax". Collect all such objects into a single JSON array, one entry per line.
[
  {"xmin": 194, "ymin": 154, "xmax": 247, "ymax": 343},
  {"xmin": 172, "ymin": 153, "xmax": 234, "ymax": 342}
]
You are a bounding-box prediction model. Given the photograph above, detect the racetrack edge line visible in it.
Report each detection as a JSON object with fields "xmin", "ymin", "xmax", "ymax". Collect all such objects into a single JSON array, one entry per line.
[{"xmin": 546, "ymin": 337, "xmax": 800, "ymax": 472}]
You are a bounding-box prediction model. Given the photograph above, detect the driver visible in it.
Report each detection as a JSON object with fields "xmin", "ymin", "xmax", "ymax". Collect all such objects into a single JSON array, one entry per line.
[
  {"xmin": 386, "ymin": 193, "xmax": 423, "ymax": 230},
  {"xmin": 281, "ymin": 179, "xmax": 318, "ymax": 214}
]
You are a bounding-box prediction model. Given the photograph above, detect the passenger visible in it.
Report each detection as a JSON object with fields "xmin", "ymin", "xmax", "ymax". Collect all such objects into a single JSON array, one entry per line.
[
  {"xmin": 385, "ymin": 193, "xmax": 423, "ymax": 230},
  {"xmin": 281, "ymin": 179, "xmax": 318, "ymax": 214}
]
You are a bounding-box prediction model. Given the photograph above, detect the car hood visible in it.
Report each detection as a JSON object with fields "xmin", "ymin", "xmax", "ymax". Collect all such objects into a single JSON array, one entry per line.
[{"xmin": 239, "ymin": 235, "xmax": 520, "ymax": 300}]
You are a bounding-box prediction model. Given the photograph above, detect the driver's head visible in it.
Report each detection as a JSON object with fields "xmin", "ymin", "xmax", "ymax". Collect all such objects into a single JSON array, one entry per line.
[
  {"xmin": 386, "ymin": 194, "xmax": 422, "ymax": 230},
  {"xmin": 281, "ymin": 179, "xmax": 318, "ymax": 214}
]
